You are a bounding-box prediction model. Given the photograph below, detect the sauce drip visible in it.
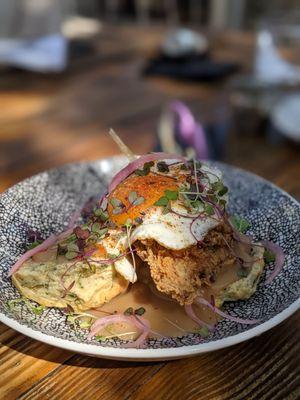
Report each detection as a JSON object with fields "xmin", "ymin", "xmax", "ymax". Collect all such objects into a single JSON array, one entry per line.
[{"xmin": 92, "ymin": 260, "xmax": 241, "ymax": 338}]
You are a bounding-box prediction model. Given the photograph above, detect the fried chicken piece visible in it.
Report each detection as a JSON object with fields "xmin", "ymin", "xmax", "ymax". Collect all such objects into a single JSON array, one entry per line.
[{"xmin": 135, "ymin": 224, "xmax": 235, "ymax": 305}]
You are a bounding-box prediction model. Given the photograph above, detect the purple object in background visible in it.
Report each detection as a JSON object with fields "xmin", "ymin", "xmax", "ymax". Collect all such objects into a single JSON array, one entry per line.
[
  {"xmin": 170, "ymin": 100, "xmax": 208, "ymax": 159},
  {"xmin": 157, "ymin": 100, "xmax": 208, "ymax": 160}
]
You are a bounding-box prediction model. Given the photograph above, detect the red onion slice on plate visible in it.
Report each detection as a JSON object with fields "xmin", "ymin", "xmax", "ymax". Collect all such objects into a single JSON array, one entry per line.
[
  {"xmin": 261, "ymin": 240, "xmax": 285, "ymax": 284},
  {"xmin": 195, "ymin": 298, "xmax": 260, "ymax": 325},
  {"xmin": 88, "ymin": 314, "xmax": 150, "ymax": 348},
  {"xmin": 122, "ymin": 315, "xmax": 151, "ymax": 348},
  {"xmin": 184, "ymin": 304, "xmax": 215, "ymax": 331},
  {"xmin": 8, "ymin": 227, "xmax": 73, "ymax": 277},
  {"xmin": 108, "ymin": 152, "xmax": 186, "ymax": 193}
]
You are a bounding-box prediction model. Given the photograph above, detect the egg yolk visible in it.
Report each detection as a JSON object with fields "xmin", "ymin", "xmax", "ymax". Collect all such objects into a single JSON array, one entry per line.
[{"xmin": 108, "ymin": 173, "xmax": 178, "ymax": 225}]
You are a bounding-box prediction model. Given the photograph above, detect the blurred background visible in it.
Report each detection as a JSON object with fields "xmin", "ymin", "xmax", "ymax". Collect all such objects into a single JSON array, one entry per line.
[{"xmin": 0, "ymin": 0, "xmax": 300, "ymax": 198}]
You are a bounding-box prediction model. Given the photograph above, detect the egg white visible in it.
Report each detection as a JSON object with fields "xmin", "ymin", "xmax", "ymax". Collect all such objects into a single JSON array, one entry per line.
[
  {"xmin": 130, "ymin": 205, "xmax": 219, "ymax": 250},
  {"xmin": 130, "ymin": 164, "xmax": 227, "ymax": 250}
]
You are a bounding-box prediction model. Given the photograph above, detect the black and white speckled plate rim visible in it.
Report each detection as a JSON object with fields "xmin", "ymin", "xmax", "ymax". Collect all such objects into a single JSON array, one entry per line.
[{"xmin": 0, "ymin": 156, "xmax": 299, "ymax": 361}]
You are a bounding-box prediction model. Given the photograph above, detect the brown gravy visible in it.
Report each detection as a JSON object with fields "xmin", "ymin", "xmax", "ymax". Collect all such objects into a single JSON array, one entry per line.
[{"xmin": 91, "ymin": 261, "xmax": 241, "ymax": 339}]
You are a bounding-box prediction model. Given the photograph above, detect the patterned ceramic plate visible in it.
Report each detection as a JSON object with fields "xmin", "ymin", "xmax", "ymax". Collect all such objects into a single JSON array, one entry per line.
[{"xmin": 0, "ymin": 156, "xmax": 299, "ymax": 361}]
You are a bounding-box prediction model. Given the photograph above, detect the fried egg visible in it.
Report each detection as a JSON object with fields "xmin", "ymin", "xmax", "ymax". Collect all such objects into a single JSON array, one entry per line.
[{"xmin": 107, "ymin": 162, "xmax": 228, "ymax": 251}]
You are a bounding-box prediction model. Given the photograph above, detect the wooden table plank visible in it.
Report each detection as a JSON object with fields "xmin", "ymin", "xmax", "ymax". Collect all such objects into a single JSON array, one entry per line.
[
  {"xmin": 0, "ymin": 327, "xmax": 73, "ymax": 399},
  {"xmin": 129, "ymin": 313, "xmax": 300, "ymax": 400},
  {"xmin": 19, "ymin": 357, "xmax": 165, "ymax": 400}
]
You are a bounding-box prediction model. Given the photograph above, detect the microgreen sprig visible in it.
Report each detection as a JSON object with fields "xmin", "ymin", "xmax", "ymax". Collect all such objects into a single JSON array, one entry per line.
[
  {"xmin": 66, "ymin": 312, "xmax": 97, "ymax": 330},
  {"xmin": 177, "ymin": 160, "xmax": 229, "ymax": 217},
  {"xmin": 93, "ymin": 207, "xmax": 109, "ymax": 221},
  {"xmin": 7, "ymin": 297, "xmax": 45, "ymax": 316},
  {"xmin": 128, "ymin": 191, "xmax": 145, "ymax": 206},
  {"xmin": 124, "ymin": 306, "xmax": 146, "ymax": 316},
  {"xmin": 230, "ymin": 215, "xmax": 251, "ymax": 233},
  {"xmin": 154, "ymin": 189, "xmax": 179, "ymax": 214},
  {"xmin": 135, "ymin": 161, "xmax": 154, "ymax": 176},
  {"xmin": 110, "ymin": 197, "xmax": 125, "ymax": 215},
  {"xmin": 264, "ymin": 248, "xmax": 276, "ymax": 263},
  {"xmin": 156, "ymin": 161, "xmax": 170, "ymax": 173}
]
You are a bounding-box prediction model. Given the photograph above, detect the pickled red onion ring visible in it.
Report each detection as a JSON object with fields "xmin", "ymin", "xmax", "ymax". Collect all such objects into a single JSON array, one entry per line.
[
  {"xmin": 8, "ymin": 228, "xmax": 73, "ymax": 277},
  {"xmin": 184, "ymin": 304, "xmax": 215, "ymax": 331},
  {"xmin": 195, "ymin": 297, "xmax": 260, "ymax": 325},
  {"xmin": 88, "ymin": 314, "xmax": 150, "ymax": 348},
  {"xmin": 261, "ymin": 240, "xmax": 285, "ymax": 284}
]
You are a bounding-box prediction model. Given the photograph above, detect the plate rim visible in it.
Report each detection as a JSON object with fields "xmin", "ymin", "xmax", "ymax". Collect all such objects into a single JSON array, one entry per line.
[
  {"xmin": 0, "ymin": 156, "xmax": 299, "ymax": 361},
  {"xmin": 0, "ymin": 299, "xmax": 299, "ymax": 361}
]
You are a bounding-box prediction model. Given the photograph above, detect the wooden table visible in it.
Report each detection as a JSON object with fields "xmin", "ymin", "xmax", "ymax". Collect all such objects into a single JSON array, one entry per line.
[{"xmin": 0, "ymin": 25, "xmax": 299, "ymax": 400}]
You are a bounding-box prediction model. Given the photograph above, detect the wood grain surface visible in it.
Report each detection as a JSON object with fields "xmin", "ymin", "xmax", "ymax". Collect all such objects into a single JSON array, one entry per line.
[{"xmin": 0, "ymin": 25, "xmax": 299, "ymax": 400}]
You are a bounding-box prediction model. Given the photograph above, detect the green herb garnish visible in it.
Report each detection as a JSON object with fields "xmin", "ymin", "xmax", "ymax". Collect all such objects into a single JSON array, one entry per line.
[
  {"xmin": 218, "ymin": 186, "xmax": 228, "ymax": 197},
  {"xmin": 135, "ymin": 169, "xmax": 148, "ymax": 176},
  {"xmin": 134, "ymin": 307, "xmax": 146, "ymax": 316},
  {"xmin": 67, "ymin": 242, "xmax": 79, "ymax": 252},
  {"xmin": 91, "ymin": 223, "xmax": 101, "ymax": 233},
  {"xmin": 154, "ymin": 196, "xmax": 169, "ymax": 207},
  {"xmin": 218, "ymin": 199, "xmax": 227, "ymax": 209},
  {"xmin": 124, "ymin": 218, "xmax": 132, "ymax": 227},
  {"xmin": 165, "ymin": 189, "xmax": 178, "ymax": 201},
  {"xmin": 135, "ymin": 161, "xmax": 154, "ymax": 176},
  {"xmin": 128, "ymin": 191, "xmax": 138, "ymax": 204},
  {"xmin": 204, "ymin": 203, "xmax": 214, "ymax": 216},
  {"xmin": 237, "ymin": 268, "xmax": 248, "ymax": 278},
  {"xmin": 212, "ymin": 181, "xmax": 223, "ymax": 193},
  {"xmin": 26, "ymin": 240, "xmax": 43, "ymax": 250},
  {"xmin": 90, "ymin": 226, "xmax": 109, "ymax": 239},
  {"xmin": 67, "ymin": 313, "xmax": 95, "ymax": 330},
  {"xmin": 110, "ymin": 198, "xmax": 123, "ymax": 208},
  {"xmin": 65, "ymin": 251, "xmax": 78, "ymax": 260},
  {"xmin": 95, "ymin": 335, "xmax": 106, "ymax": 342},
  {"xmin": 230, "ymin": 215, "xmax": 251, "ymax": 233},
  {"xmin": 132, "ymin": 196, "xmax": 145, "ymax": 206},
  {"xmin": 155, "ymin": 189, "xmax": 178, "ymax": 208},
  {"xmin": 94, "ymin": 208, "xmax": 109, "ymax": 221},
  {"xmin": 112, "ymin": 207, "xmax": 123, "ymax": 215},
  {"xmin": 7, "ymin": 298, "xmax": 45, "ymax": 316},
  {"xmin": 264, "ymin": 249, "xmax": 276, "ymax": 263},
  {"xmin": 197, "ymin": 326, "xmax": 210, "ymax": 338},
  {"xmin": 124, "ymin": 307, "xmax": 134, "ymax": 315},
  {"xmin": 134, "ymin": 217, "xmax": 143, "ymax": 225},
  {"xmin": 157, "ymin": 161, "xmax": 169, "ymax": 173}
]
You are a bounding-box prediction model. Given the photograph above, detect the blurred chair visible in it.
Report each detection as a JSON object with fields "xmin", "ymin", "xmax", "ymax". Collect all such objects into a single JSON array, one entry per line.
[
  {"xmin": 103, "ymin": 0, "xmax": 179, "ymax": 25},
  {"xmin": 209, "ymin": 0, "xmax": 246, "ymax": 30},
  {"xmin": 0, "ymin": 0, "xmax": 75, "ymax": 72},
  {"xmin": 0, "ymin": 0, "xmax": 74, "ymax": 39},
  {"xmin": 100, "ymin": 0, "xmax": 246, "ymax": 29}
]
